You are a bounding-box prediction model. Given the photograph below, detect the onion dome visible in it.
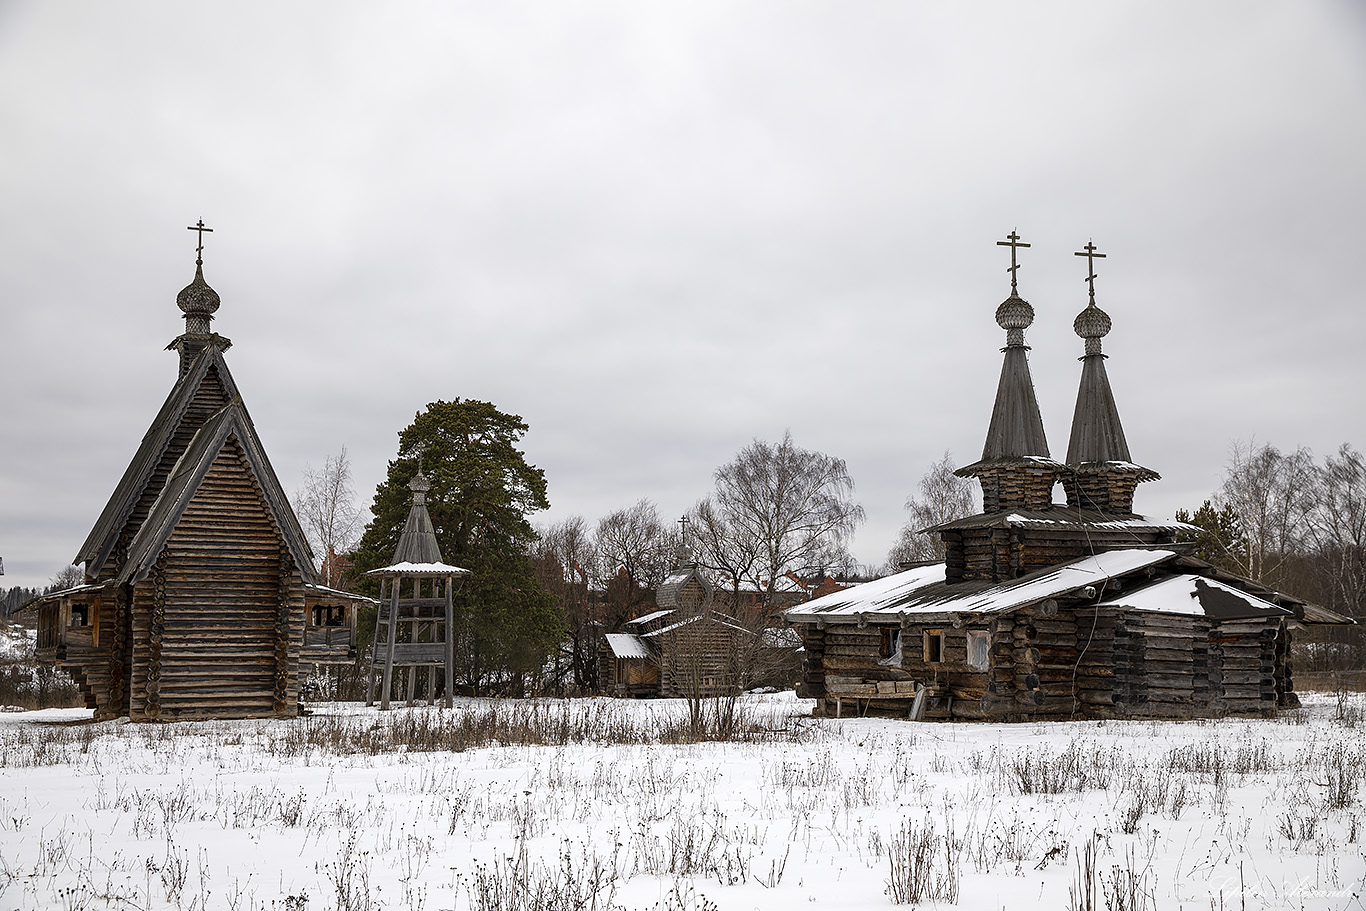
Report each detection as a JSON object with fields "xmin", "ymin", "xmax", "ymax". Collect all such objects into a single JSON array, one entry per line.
[
  {"xmin": 1073, "ymin": 301, "xmax": 1112, "ymax": 356},
  {"xmin": 995, "ymin": 294, "xmax": 1034, "ymax": 348},
  {"xmin": 408, "ymin": 468, "xmax": 432, "ymax": 502},
  {"xmin": 176, "ymin": 262, "xmax": 220, "ymax": 335}
]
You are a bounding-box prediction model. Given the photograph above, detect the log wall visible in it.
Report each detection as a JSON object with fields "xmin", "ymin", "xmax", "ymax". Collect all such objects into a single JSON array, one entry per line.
[
  {"xmin": 799, "ymin": 602, "xmax": 1297, "ymax": 723},
  {"xmin": 129, "ymin": 440, "xmax": 303, "ymax": 720},
  {"xmin": 945, "ymin": 527, "xmax": 1171, "ymax": 584},
  {"xmin": 657, "ymin": 622, "xmax": 743, "ymax": 698}
]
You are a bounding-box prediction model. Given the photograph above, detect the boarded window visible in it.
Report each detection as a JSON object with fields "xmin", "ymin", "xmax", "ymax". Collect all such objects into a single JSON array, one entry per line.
[
  {"xmin": 924, "ymin": 629, "xmax": 943, "ymax": 663},
  {"xmin": 967, "ymin": 630, "xmax": 990, "ymax": 670}
]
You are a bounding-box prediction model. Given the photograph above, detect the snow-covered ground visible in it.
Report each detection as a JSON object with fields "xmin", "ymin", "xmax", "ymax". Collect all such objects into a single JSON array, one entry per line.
[{"xmin": 0, "ymin": 693, "xmax": 1362, "ymax": 910}]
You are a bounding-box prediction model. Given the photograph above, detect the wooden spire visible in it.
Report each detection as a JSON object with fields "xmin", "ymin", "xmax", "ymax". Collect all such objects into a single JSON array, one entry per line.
[
  {"xmin": 1063, "ymin": 242, "xmax": 1158, "ymax": 512},
  {"xmin": 957, "ymin": 232, "xmax": 1060, "ymax": 513}
]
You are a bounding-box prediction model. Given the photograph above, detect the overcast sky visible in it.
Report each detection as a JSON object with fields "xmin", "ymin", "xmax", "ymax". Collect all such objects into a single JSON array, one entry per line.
[{"xmin": 3, "ymin": 3, "xmax": 1365, "ymax": 590}]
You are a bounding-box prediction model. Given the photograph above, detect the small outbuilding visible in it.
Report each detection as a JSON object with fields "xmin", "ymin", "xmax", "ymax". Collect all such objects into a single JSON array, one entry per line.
[{"xmin": 601, "ymin": 563, "xmax": 800, "ymax": 697}]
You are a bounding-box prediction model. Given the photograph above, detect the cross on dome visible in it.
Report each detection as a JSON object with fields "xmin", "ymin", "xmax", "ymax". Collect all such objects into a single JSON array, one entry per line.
[
  {"xmin": 1075, "ymin": 240, "xmax": 1106, "ymax": 306},
  {"xmin": 996, "ymin": 230, "xmax": 1031, "ymax": 295},
  {"xmin": 187, "ymin": 219, "xmax": 213, "ymax": 266}
]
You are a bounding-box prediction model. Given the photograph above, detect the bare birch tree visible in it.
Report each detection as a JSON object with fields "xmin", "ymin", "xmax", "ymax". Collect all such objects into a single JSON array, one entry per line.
[
  {"xmin": 886, "ymin": 450, "xmax": 977, "ymax": 569},
  {"xmin": 531, "ymin": 514, "xmax": 598, "ymax": 692},
  {"xmin": 295, "ymin": 446, "xmax": 364, "ymax": 587},
  {"xmin": 594, "ymin": 499, "xmax": 674, "ymax": 622},
  {"xmin": 709, "ymin": 431, "xmax": 864, "ymax": 607},
  {"xmin": 1214, "ymin": 440, "xmax": 1316, "ymax": 588},
  {"xmin": 688, "ymin": 496, "xmax": 762, "ymax": 612},
  {"xmin": 1305, "ymin": 444, "xmax": 1366, "ymax": 622}
]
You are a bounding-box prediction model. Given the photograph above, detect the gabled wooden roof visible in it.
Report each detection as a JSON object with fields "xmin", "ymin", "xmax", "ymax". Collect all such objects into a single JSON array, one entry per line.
[
  {"xmin": 76, "ymin": 345, "xmax": 239, "ymax": 576},
  {"xmin": 656, "ymin": 562, "xmax": 713, "ymax": 611},
  {"xmin": 115, "ymin": 398, "xmax": 316, "ymax": 586}
]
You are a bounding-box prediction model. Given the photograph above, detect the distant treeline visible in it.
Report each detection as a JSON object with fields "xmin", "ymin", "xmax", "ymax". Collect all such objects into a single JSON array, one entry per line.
[{"xmin": 0, "ymin": 587, "xmax": 41, "ymax": 621}]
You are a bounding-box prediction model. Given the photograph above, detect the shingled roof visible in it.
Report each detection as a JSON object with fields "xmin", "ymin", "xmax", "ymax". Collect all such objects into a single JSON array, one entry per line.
[
  {"xmin": 76, "ymin": 344, "xmax": 240, "ymax": 578},
  {"xmin": 116, "ymin": 398, "xmax": 316, "ymax": 586}
]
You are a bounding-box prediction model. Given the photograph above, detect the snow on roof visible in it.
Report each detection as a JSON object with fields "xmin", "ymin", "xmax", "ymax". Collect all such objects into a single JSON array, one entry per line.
[
  {"xmin": 642, "ymin": 613, "xmax": 752, "ymax": 638},
  {"xmin": 1097, "ymin": 574, "xmax": 1290, "ymax": 620},
  {"xmin": 930, "ymin": 509, "xmax": 1196, "ymax": 534},
  {"xmin": 625, "ymin": 609, "xmax": 673, "ymax": 626},
  {"xmin": 784, "ymin": 549, "xmax": 1177, "ymax": 622},
  {"xmin": 365, "ymin": 561, "xmax": 470, "ymax": 576},
  {"xmin": 1002, "ymin": 512, "xmax": 1192, "ymax": 531},
  {"xmin": 304, "ymin": 583, "xmax": 380, "ymax": 604},
  {"xmin": 605, "ymin": 633, "xmax": 651, "ymax": 659}
]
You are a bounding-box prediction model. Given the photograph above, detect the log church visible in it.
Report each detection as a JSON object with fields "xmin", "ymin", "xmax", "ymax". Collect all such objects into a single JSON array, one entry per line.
[
  {"xmin": 785, "ymin": 235, "xmax": 1352, "ymax": 721},
  {"xmin": 29, "ymin": 224, "xmax": 365, "ymax": 720}
]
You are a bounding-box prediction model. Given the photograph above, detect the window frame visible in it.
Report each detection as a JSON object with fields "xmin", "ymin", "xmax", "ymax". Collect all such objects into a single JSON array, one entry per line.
[{"xmin": 923, "ymin": 628, "xmax": 944, "ymax": 663}]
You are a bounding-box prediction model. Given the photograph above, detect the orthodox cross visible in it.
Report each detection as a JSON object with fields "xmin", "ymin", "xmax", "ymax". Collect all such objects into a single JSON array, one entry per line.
[
  {"xmin": 997, "ymin": 230, "xmax": 1030, "ymax": 294},
  {"xmin": 187, "ymin": 219, "xmax": 213, "ymax": 265},
  {"xmin": 1075, "ymin": 240, "xmax": 1106, "ymax": 305},
  {"xmin": 678, "ymin": 515, "xmax": 690, "ymax": 545}
]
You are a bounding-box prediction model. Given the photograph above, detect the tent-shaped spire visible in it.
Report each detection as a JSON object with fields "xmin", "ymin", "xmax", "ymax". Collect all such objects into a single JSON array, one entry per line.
[
  {"xmin": 391, "ymin": 469, "xmax": 445, "ymax": 565},
  {"xmin": 956, "ymin": 232, "xmax": 1062, "ymax": 512},
  {"xmin": 1062, "ymin": 242, "xmax": 1157, "ymax": 513}
]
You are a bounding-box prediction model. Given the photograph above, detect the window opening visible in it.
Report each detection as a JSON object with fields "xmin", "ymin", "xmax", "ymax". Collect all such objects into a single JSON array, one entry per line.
[
  {"xmin": 924, "ymin": 629, "xmax": 943, "ymax": 663},
  {"xmin": 878, "ymin": 627, "xmax": 902, "ymax": 666}
]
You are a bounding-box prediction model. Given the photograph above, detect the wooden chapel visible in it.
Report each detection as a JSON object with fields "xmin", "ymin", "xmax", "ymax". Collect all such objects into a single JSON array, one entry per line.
[
  {"xmin": 29, "ymin": 224, "xmax": 366, "ymax": 720},
  {"xmin": 785, "ymin": 234, "xmax": 1352, "ymax": 721}
]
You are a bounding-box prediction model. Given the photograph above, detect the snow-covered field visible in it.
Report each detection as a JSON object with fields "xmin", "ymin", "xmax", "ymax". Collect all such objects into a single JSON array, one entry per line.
[{"xmin": 1, "ymin": 693, "xmax": 1363, "ymax": 911}]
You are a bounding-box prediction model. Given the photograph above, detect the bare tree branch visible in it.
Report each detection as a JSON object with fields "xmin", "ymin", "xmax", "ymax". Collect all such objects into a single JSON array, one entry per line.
[
  {"xmin": 295, "ymin": 446, "xmax": 363, "ymax": 587},
  {"xmin": 709, "ymin": 431, "xmax": 864, "ymax": 605},
  {"xmin": 886, "ymin": 450, "xmax": 976, "ymax": 570}
]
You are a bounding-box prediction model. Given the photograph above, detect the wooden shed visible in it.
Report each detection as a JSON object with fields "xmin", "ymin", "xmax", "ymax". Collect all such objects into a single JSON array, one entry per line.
[
  {"xmin": 29, "ymin": 236, "xmax": 367, "ymax": 720},
  {"xmin": 784, "ymin": 237, "xmax": 1352, "ymax": 721},
  {"xmin": 600, "ymin": 563, "xmax": 800, "ymax": 697}
]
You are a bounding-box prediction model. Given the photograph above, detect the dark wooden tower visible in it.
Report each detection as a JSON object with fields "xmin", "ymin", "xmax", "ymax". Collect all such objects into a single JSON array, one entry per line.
[
  {"xmin": 30, "ymin": 224, "xmax": 365, "ymax": 720},
  {"xmin": 366, "ymin": 469, "xmax": 468, "ymax": 710}
]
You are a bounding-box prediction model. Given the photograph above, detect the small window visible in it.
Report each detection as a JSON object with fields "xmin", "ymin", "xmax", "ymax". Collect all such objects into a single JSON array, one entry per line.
[
  {"xmin": 311, "ymin": 605, "xmax": 346, "ymax": 628},
  {"xmin": 70, "ymin": 605, "xmax": 89, "ymax": 628},
  {"xmin": 924, "ymin": 629, "xmax": 943, "ymax": 663},
  {"xmin": 967, "ymin": 630, "xmax": 990, "ymax": 670}
]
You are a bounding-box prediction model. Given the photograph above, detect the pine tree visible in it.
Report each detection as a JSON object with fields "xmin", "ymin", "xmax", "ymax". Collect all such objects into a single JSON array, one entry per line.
[
  {"xmin": 352, "ymin": 399, "xmax": 564, "ymax": 694},
  {"xmin": 1174, "ymin": 499, "xmax": 1247, "ymax": 572}
]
